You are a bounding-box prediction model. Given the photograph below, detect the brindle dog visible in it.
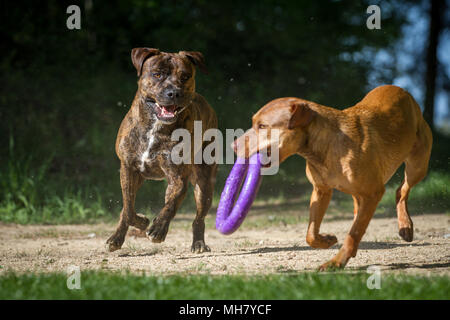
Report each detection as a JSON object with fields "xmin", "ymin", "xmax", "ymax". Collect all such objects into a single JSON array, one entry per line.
[{"xmin": 106, "ymin": 48, "xmax": 217, "ymax": 253}]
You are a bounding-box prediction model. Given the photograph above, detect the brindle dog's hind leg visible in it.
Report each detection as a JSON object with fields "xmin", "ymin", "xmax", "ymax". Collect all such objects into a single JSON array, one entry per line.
[
  {"xmin": 191, "ymin": 163, "xmax": 217, "ymax": 253},
  {"xmin": 107, "ymin": 163, "xmax": 150, "ymax": 252}
]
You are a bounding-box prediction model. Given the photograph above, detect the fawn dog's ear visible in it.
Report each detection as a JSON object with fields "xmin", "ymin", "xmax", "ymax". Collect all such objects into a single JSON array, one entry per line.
[
  {"xmin": 179, "ymin": 51, "xmax": 208, "ymax": 74},
  {"xmin": 288, "ymin": 102, "xmax": 315, "ymax": 129},
  {"xmin": 131, "ymin": 47, "xmax": 160, "ymax": 77}
]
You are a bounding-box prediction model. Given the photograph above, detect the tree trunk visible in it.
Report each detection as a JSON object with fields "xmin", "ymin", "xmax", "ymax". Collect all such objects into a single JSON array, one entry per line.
[{"xmin": 423, "ymin": 0, "xmax": 445, "ymax": 131}]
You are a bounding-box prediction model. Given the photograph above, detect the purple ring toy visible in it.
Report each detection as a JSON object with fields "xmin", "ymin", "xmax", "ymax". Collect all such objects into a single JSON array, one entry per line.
[{"xmin": 216, "ymin": 153, "xmax": 262, "ymax": 234}]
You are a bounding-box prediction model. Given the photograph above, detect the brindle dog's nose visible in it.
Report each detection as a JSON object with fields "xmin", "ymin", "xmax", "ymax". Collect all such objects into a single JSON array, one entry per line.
[{"xmin": 165, "ymin": 88, "xmax": 182, "ymax": 99}]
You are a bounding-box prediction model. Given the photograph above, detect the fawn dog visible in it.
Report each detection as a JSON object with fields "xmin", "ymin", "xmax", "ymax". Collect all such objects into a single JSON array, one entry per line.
[{"xmin": 233, "ymin": 85, "xmax": 432, "ymax": 270}]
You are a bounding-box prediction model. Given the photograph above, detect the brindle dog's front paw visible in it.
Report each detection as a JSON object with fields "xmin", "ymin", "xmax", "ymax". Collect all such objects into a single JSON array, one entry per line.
[
  {"xmin": 131, "ymin": 213, "xmax": 150, "ymax": 231},
  {"xmin": 106, "ymin": 232, "xmax": 126, "ymax": 252},
  {"xmin": 191, "ymin": 240, "xmax": 211, "ymax": 253},
  {"xmin": 147, "ymin": 219, "xmax": 169, "ymax": 243}
]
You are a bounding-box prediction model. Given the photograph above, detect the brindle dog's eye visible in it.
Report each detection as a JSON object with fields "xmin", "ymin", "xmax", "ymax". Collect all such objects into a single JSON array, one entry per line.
[
  {"xmin": 152, "ymin": 72, "xmax": 162, "ymax": 79},
  {"xmin": 181, "ymin": 74, "xmax": 190, "ymax": 82}
]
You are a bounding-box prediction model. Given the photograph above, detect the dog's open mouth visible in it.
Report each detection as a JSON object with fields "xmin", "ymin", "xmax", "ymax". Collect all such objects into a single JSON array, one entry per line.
[
  {"xmin": 258, "ymin": 148, "xmax": 273, "ymax": 168},
  {"xmin": 146, "ymin": 99, "xmax": 184, "ymax": 121},
  {"xmin": 154, "ymin": 103, "xmax": 182, "ymax": 120}
]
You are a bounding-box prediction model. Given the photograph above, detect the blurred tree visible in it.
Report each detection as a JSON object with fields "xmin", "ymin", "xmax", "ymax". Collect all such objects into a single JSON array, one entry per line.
[
  {"xmin": 1, "ymin": 0, "xmax": 407, "ymax": 151},
  {"xmin": 423, "ymin": 0, "xmax": 446, "ymax": 130}
]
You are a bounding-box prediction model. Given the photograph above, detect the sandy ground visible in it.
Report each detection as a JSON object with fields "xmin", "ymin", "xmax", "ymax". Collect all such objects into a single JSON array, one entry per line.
[{"xmin": 0, "ymin": 213, "xmax": 449, "ymax": 276}]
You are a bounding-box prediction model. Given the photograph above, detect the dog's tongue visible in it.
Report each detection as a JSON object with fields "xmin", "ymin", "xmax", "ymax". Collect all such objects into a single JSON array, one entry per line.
[{"xmin": 161, "ymin": 105, "xmax": 177, "ymax": 117}]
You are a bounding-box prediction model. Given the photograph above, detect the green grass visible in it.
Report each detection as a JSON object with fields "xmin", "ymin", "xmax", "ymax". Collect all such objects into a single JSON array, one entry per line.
[
  {"xmin": 1, "ymin": 167, "xmax": 448, "ymax": 224},
  {"xmin": 379, "ymin": 171, "xmax": 450, "ymax": 214},
  {"xmin": 0, "ymin": 271, "xmax": 448, "ymax": 299},
  {"xmin": 0, "ymin": 135, "xmax": 108, "ymax": 224},
  {"xmin": 317, "ymin": 170, "xmax": 450, "ymax": 217}
]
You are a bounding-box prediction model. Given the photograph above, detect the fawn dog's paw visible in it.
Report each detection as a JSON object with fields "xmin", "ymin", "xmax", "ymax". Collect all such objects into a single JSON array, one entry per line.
[
  {"xmin": 307, "ymin": 233, "xmax": 338, "ymax": 249},
  {"xmin": 317, "ymin": 259, "xmax": 345, "ymax": 272},
  {"xmin": 399, "ymin": 227, "xmax": 414, "ymax": 242},
  {"xmin": 317, "ymin": 250, "xmax": 350, "ymax": 272}
]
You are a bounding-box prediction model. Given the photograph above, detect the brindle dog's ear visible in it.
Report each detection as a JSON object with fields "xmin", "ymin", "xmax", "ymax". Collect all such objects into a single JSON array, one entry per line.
[
  {"xmin": 179, "ymin": 51, "xmax": 208, "ymax": 74},
  {"xmin": 131, "ymin": 47, "xmax": 160, "ymax": 77},
  {"xmin": 288, "ymin": 102, "xmax": 315, "ymax": 129}
]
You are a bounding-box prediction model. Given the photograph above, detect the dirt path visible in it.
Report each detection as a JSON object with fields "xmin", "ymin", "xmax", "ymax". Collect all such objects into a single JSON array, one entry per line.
[{"xmin": 1, "ymin": 214, "xmax": 449, "ymax": 276}]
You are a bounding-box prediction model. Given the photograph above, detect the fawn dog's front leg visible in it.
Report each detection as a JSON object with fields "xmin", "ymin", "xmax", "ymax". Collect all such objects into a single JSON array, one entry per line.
[
  {"xmin": 306, "ymin": 186, "xmax": 337, "ymax": 249},
  {"xmin": 318, "ymin": 189, "xmax": 384, "ymax": 271}
]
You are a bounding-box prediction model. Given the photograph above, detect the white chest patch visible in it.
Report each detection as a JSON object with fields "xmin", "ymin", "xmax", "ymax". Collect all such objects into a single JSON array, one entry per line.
[{"xmin": 139, "ymin": 121, "xmax": 162, "ymax": 172}]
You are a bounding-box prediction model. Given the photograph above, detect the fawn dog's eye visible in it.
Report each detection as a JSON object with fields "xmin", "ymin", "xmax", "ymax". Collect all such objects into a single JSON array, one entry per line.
[{"xmin": 258, "ymin": 123, "xmax": 267, "ymax": 129}]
